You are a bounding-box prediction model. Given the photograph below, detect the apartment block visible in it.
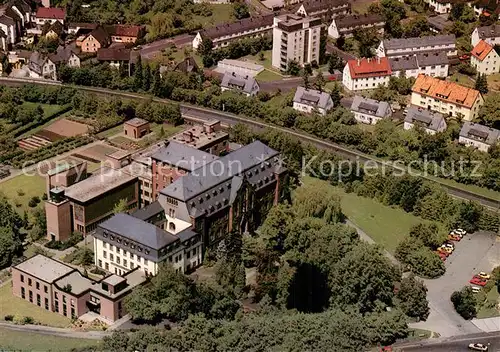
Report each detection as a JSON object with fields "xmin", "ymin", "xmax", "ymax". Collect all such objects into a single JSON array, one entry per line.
[
  {"xmin": 404, "ymin": 105, "xmax": 447, "ymax": 135},
  {"xmin": 294, "ymin": 0, "xmax": 350, "ymax": 21},
  {"xmin": 272, "ymin": 14, "xmax": 322, "ymax": 70},
  {"xmin": 328, "ymin": 14, "xmax": 385, "ymax": 39},
  {"xmin": 470, "ymin": 40, "xmax": 500, "ymax": 75},
  {"xmin": 342, "ymin": 57, "xmax": 392, "ymax": 91},
  {"xmin": 389, "ymin": 52, "xmax": 449, "ymax": 78},
  {"xmin": 472, "ymin": 25, "xmax": 500, "ymax": 47},
  {"xmin": 410, "ymin": 74, "xmax": 484, "ymax": 121},
  {"xmin": 459, "ymin": 122, "xmax": 500, "ymax": 152},
  {"xmin": 377, "ymin": 35, "xmax": 457, "ymax": 58},
  {"xmin": 349, "ymin": 96, "xmax": 392, "ymax": 125}
]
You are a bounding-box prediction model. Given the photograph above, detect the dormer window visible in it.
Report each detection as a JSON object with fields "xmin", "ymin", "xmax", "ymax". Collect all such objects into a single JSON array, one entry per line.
[
  {"xmin": 145, "ymin": 250, "xmax": 150, "ymax": 255},
  {"xmin": 110, "ymin": 235, "xmax": 114, "ymax": 240},
  {"xmin": 138, "ymin": 247, "xmax": 142, "ymax": 252},
  {"xmin": 213, "ymin": 190, "xmax": 217, "ymax": 196}
]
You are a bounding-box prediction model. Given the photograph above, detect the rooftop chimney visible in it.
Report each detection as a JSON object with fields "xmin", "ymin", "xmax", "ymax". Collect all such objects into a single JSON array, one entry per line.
[
  {"xmin": 357, "ymin": 58, "xmax": 360, "ymax": 66},
  {"xmin": 183, "ymin": 131, "xmax": 193, "ymax": 142}
]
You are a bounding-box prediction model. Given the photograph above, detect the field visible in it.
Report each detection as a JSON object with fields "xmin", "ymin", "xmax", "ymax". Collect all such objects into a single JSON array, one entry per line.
[
  {"xmin": 303, "ymin": 177, "xmax": 437, "ymax": 254},
  {"xmin": 194, "ymin": 4, "xmax": 234, "ymax": 27},
  {"xmin": 0, "ymin": 174, "xmax": 46, "ymax": 213},
  {"xmin": 476, "ymin": 288, "xmax": 500, "ymax": 319},
  {"xmin": 0, "ymin": 328, "xmax": 100, "ymax": 351},
  {"xmin": 242, "ymin": 50, "xmax": 278, "ymax": 73},
  {"xmin": 0, "ymin": 283, "xmax": 71, "ymax": 328},
  {"xmin": 256, "ymin": 69, "xmax": 283, "ymax": 82},
  {"xmin": 43, "ymin": 119, "xmax": 89, "ymax": 139},
  {"xmin": 77, "ymin": 144, "xmax": 122, "ymax": 163},
  {"xmin": 448, "ymin": 72, "xmax": 475, "ymax": 88},
  {"xmin": 96, "ymin": 124, "xmax": 123, "ymax": 139}
]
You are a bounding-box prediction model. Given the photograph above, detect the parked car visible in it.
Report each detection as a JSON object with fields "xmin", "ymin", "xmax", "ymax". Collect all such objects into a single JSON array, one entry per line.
[
  {"xmin": 460, "ymin": 54, "xmax": 471, "ymax": 61},
  {"xmin": 471, "ymin": 286, "xmax": 481, "ymax": 293},
  {"xmin": 468, "ymin": 343, "xmax": 488, "ymax": 351},
  {"xmin": 448, "ymin": 234, "xmax": 461, "ymax": 241},
  {"xmin": 478, "ymin": 272, "xmax": 491, "ymax": 280},
  {"xmin": 455, "ymin": 228, "xmax": 467, "ymax": 236},
  {"xmin": 438, "ymin": 246, "xmax": 453, "ymax": 254},
  {"xmin": 470, "ymin": 277, "xmax": 487, "ymax": 287},
  {"xmin": 443, "ymin": 242, "xmax": 455, "ymax": 249}
]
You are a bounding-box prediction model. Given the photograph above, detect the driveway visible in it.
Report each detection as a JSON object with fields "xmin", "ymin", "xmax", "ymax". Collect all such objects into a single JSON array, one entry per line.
[{"xmin": 410, "ymin": 232, "xmax": 500, "ymax": 337}]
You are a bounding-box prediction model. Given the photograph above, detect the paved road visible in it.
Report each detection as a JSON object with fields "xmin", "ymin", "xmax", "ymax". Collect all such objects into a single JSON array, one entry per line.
[
  {"xmin": 140, "ymin": 34, "xmax": 194, "ymax": 60},
  {"xmin": 0, "ymin": 321, "xmax": 110, "ymax": 340},
  {"xmin": 396, "ymin": 331, "xmax": 500, "ymax": 351},
  {"xmin": 1, "ymin": 77, "xmax": 499, "ymax": 211}
]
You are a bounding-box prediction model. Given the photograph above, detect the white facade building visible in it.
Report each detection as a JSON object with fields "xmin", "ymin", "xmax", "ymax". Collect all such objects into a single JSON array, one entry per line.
[
  {"xmin": 350, "ymin": 96, "xmax": 392, "ymax": 125},
  {"xmin": 342, "ymin": 57, "xmax": 392, "ymax": 91},
  {"xmin": 389, "ymin": 52, "xmax": 449, "ymax": 78},
  {"xmin": 470, "ymin": 39, "xmax": 500, "ymax": 75},
  {"xmin": 272, "ymin": 14, "xmax": 322, "ymax": 70},
  {"xmin": 328, "ymin": 13, "xmax": 385, "ymax": 39},
  {"xmin": 293, "ymin": 86, "xmax": 333, "ymax": 115},
  {"xmin": 377, "ymin": 34, "xmax": 457, "ymax": 58},
  {"xmin": 472, "ymin": 25, "xmax": 500, "ymax": 47},
  {"xmin": 404, "ymin": 105, "xmax": 447, "ymax": 134},
  {"xmin": 459, "ymin": 122, "xmax": 500, "ymax": 152}
]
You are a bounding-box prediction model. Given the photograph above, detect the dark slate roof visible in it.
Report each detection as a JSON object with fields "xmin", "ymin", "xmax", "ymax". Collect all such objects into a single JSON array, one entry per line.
[
  {"xmin": 99, "ymin": 213, "xmax": 178, "ymax": 250},
  {"xmin": 174, "ymin": 57, "xmax": 199, "ymax": 73},
  {"xmin": 460, "ymin": 122, "xmax": 500, "ymax": 145},
  {"xmin": 476, "ymin": 24, "xmax": 500, "ymax": 39},
  {"xmin": 350, "ymin": 96, "xmax": 392, "ymax": 118},
  {"xmin": 383, "ymin": 34, "xmax": 455, "ymax": 51},
  {"xmin": 88, "ymin": 26, "xmax": 110, "ymax": 46},
  {"xmin": 160, "ymin": 140, "xmax": 280, "ymax": 201},
  {"xmin": 201, "ymin": 14, "xmax": 273, "ymax": 40},
  {"xmin": 416, "ymin": 52, "xmax": 449, "ymax": 66},
  {"xmin": 221, "ymin": 71, "xmax": 258, "ymax": 94},
  {"xmin": 405, "ymin": 106, "xmax": 445, "ymax": 131},
  {"xmin": 177, "ymin": 228, "xmax": 198, "ymax": 242},
  {"xmin": 389, "ymin": 55, "xmax": 419, "ymax": 71},
  {"xmin": 294, "ymin": 0, "xmax": 350, "ymax": 13},
  {"xmin": 97, "ymin": 47, "xmax": 131, "ymax": 61},
  {"xmin": 49, "ymin": 44, "xmax": 80, "ymax": 63},
  {"xmin": 131, "ymin": 201, "xmax": 164, "ymax": 222},
  {"xmin": 151, "ymin": 141, "xmax": 218, "ymax": 171},
  {"xmin": 293, "ymin": 86, "xmax": 332, "ymax": 109},
  {"xmin": 335, "ymin": 14, "xmax": 384, "ymax": 28}
]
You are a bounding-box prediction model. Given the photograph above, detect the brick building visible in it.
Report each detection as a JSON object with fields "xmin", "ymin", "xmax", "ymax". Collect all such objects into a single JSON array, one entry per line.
[
  {"xmin": 124, "ymin": 118, "xmax": 150, "ymax": 139},
  {"xmin": 170, "ymin": 120, "xmax": 229, "ymax": 156}
]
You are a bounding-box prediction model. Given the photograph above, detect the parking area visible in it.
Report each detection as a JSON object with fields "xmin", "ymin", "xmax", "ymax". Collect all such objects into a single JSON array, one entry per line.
[{"xmin": 411, "ymin": 231, "xmax": 500, "ymax": 337}]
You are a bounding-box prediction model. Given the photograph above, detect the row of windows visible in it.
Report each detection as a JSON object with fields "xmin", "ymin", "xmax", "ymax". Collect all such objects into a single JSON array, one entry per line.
[
  {"xmin": 21, "ymin": 275, "xmax": 48, "ymax": 293},
  {"xmin": 102, "ymin": 232, "xmax": 150, "ymax": 255},
  {"xmin": 98, "ymin": 259, "xmax": 148, "ymax": 276},
  {"xmin": 103, "ymin": 250, "xmax": 148, "ymax": 266},
  {"xmin": 21, "ymin": 287, "xmax": 49, "ymax": 310}
]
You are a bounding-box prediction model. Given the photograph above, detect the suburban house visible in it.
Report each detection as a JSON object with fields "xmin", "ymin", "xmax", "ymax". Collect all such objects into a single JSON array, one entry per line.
[
  {"xmin": 470, "ymin": 39, "xmax": 500, "ymax": 75},
  {"xmin": 174, "ymin": 57, "xmax": 199, "ymax": 74},
  {"xmin": 272, "ymin": 14, "xmax": 322, "ymax": 70},
  {"xmin": 35, "ymin": 7, "xmax": 66, "ymax": 26},
  {"xmin": 471, "ymin": 24, "xmax": 500, "ymax": 47},
  {"xmin": 293, "ymin": 86, "xmax": 333, "ymax": 115},
  {"xmin": 404, "ymin": 105, "xmax": 447, "ymax": 134},
  {"xmin": 12, "ymin": 254, "xmax": 146, "ymax": 323},
  {"xmin": 79, "ymin": 26, "xmax": 111, "ymax": 53},
  {"xmin": 427, "ymin": 15, "xmax": 452, "ymax": 34},
  {"xmin": 342, "ymin": 57, "xmax": 392, "ymax": 91},
  {"xmin": 28, "ymin": 51, "xmax": 57, "ymax": 80},
  {"xmin": 42, "ymin": 20, "xmax": 63, "ymax": 39},
  {"xmin": 220, "ymin": 71, "xmax": 260, "ymax": 96},
  {"xmin": 97, "ymin": 47, "xmax": 133, "ymax": 70},
  {"xmin": 410, "ymin": 74, "xmax": 484, "ymax": 121},
  {"xmin": 349, "ymin": 96, "xmax": 392, "ymax": 125},
  {"xmin": 473, "ymin": 0, "xmax": 500, "ymax": 17},
  {"xmin": 103, "ymin": 24, "xmax": 144, "ymax": 43},
  {"xmin": 459, "ymin": 122, "xmax": 500, "ymax": 152},
  {"xmin": 169, "ymin": 120, "xmax": 229, "ymax": 156},
  {"xmin": 192, "ymin": 15, "xmax": 273, "ymax": 50},
  {"xmin": 376, "ymin": 35, "xmax": 457, "ymax": 58},
  {"xmin": 328, "ymin": 14, "xmax": 385, "ymax": 39},
  {"xmin": 49, "ymin": 44, "xmax": 81, "ymax": 67},
  {"xmin": 68, "ymin": 22, "xmax": 98, "ymax": 35},
  {"xmin": 294, "ymin": 0, "xmax": 351, "ymax": 20},
  {"xmin": 389, "ymin": 52, "xmax": 449, "ymax": 78}
]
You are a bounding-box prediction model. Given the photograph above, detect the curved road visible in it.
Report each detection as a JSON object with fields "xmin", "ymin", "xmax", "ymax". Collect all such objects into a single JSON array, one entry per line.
[{"xmin": 1, "ymin": 77, "xmax": 499, "ymax": 211}]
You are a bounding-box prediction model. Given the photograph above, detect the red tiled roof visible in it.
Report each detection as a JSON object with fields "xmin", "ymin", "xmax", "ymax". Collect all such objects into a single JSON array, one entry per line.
[
  {"xmin": 347, "ymin": 57, "xmax": 392, "ymax": 79},
  {"xmin": 104, "ymin": 24, "xmax": 144, "ymax": 38},
  {"xmin": 36, "ymin": 7, "xmax": 66, "ymax": 20},
  {"xmin": 471, "ymin": 40, "xmax": 494, "ymax": 61}
]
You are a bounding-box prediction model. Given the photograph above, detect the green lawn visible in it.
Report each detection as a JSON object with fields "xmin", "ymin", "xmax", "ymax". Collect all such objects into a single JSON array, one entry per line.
[
  {"xmin": 426, "ymin": 175, "xmax": 500, "ymax": 202},
  {"xmin": 0, "ymin": 327, "xmax": 100, "ymax": 351},
  {"xmin": 194, "ymin": 4, "xmax": 234, "ymax": 27},
  {"xmin": 243, "ymin": 50, "xmax": 277, "ymax": 72},
  {"xmin": 0, "ymin": 283, "xmax": 71, "ymax": 328},
  {"xmin": 303, "ymin": 177, "xmax": 438, "ymax": 254},
  {"xmin": 22, "ymin": 103, "xmax": 64, "ymax": 118},
  {"xmin": 256, "ymin": 69, "xmax": 283, "ymax": 82},
  {"xmin": 476, "ymin": 288, "xmax": 500, "ymax": 319},
  {"xmin": 0, "ymin": 174, "xmax": 46, "ymax": 214},
  {"xmin": 96, "ymin": 124, "xmax": 123, "ymax": 139},
  {"xmin": 448, "ymin": 72, "xmax": 475, "ymax": 89}
]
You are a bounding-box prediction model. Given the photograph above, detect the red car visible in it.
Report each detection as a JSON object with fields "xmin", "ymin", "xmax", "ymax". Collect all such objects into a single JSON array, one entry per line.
[
  {"xmin": 459, "ymin": 54, "xmax": 470, "ymax": 60},
  {"xmin": 380, "ymin": 347, "xmax": 393, "ymax": 352},
  {"xmin": 436, "ymin": 252, "xmax": 447, "ymax": 261},
  {"xmin": 448, "ymin": 234, "xmax": 461, "ymax": 241},
  {"xmin": 470, "ymin": 277, "xmax": 487, "ymax": 287}
]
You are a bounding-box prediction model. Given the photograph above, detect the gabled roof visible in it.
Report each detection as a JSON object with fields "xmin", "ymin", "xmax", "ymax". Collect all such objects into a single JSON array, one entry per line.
[
  {"xmin": 221, "ymin": 71, "xmax": 258, "ymax": 94},
  {"xmin": 335, "ymin": 13, "xmax": 384, "ymax": 28},
  {"xmin": 97, "ymin": 47, "xmax": 131, "ymax": 61},
  {"xmin": 471, "ymin": 40, "xmax": 495, "ymax": 61},
  {"xmin": 86, "ymin": 26, "xmax": 110, "ymax": 46},
  {"xmin": 347, "ymin": 57, "xmax": 392, "ymax": 79},
  {"xmin": 36, "ymin": 7, "xmax": 66, "ymax": 20},
  {"xmin": 104, "ymin": 24, "xmax": 144, "ymax": 38},
  {"xmin": 294, "ymin": 0, "xmax": 350, "ymax": 13},
  {"xmin": 200, "ymin": 14, "xmax": 273, "ymax": 40},
  {"xmin": 350, "ymin": 96, "xmax": 392, "ymax": 118},
  {"xmin": 460, "ymin": 121, "xmax": 500, "ymax": 145},
  {"xmin": 405, "ymin": 105, "xmax": 446, "ymax": 131},
  {"xmin": 131, "ymin": 201, "xmax": 164, "ymax": 222},
  {"xmin": 49, "ymin": 44, "xmax": 80, "ymax": 64},
  {"xmin": 476, "ymin": 24, "xmax": 500, "ymax": 39},
  {"xmin": 293, "ymin": 86, "xmax": 332, "ymax": 110},
  {"xmin": 382, "ymin": 34, "xmax": 456, "ymax": 51},
  {"xmin": 412, "ymin": 74, "xmax": 481, "ymax": 109},
  {"xmin": 99, "ymin": 213, "xmax": 178, "ymax": 250}
]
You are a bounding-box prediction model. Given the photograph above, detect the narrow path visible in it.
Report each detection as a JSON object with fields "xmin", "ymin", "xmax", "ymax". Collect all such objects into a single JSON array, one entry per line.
[{"xmin": 0, "ymin": 321, "xmax": 110, "ymax": 340}]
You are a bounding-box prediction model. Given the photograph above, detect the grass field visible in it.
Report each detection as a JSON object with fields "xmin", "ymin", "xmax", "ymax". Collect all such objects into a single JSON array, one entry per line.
[
  {"xmin": 476, "ymin": 288, "xmax": 500, "ymax": 319},
  {"xmin": 256, "ymin": 69, "xmax": 283, "ymax": 82},
  {"xmin": 0, "ymin": 174, "xmax": 46, "ymax": 213},
  {"xmin": 96, "ymin": 124, "xmax": 123, "ymax": 139},
  {"xmin": 427, "ymin": 175, "xmax": 500, "ymax": 201},
  {"xmin": 0, "ymin": 283, "xmax": 71, "ymax": 328},
  {"xmin": 303, "ymin": 177, "xmax": 437, "ymax": 254},
  {"xmin": 448, "ymin": 72, "xmax": 475, "ymax": 88},
  {"xmin": 243, "ymin": 50, "xmax": 277, "ymax": 72},
  {"xmin": 22, "ymin": 103, "xmax": 64, "ymax": 118},
  {"xmin": 194, "ymin": 4, "xmax": 234, "ymax": 27},
  {"xmin": 0, "ymin": 328, "xmax": 100, "ymax": 351}
]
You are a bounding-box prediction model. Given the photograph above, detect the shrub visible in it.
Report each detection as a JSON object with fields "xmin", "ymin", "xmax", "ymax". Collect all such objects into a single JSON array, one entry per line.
[
  {"xmin": 17, "ymin": 189, "xmax": 25, "ymax": 196},
  {"xmin": 451, "ymin": 287, "xmax": 477, "ymax": 319},
  {"xmin": 28, "ymin": 198, "xmax": 38, "ymax": 208},
  {"xmin": 4, "ymin": 314, "xmax": 13, "ymax": 321},
  {"xmin": 23, "ymin": 316, "xmax": 34, "ymax": 324},
  {"xmin": 42, "ymin": 193, "xmax": 47, "ymax": 200}
]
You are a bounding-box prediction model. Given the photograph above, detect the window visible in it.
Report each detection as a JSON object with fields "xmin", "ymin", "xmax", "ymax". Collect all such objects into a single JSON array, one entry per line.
[
  {"xmin": 110, "ymin": 253, "xmax": 114, "ymax": 261},
  {"xmin": 117, "ymin": 257, "xmax": 121, "ymax": 265},
  {"xmin": 44, "ymin": 285, "xmax": 48, "ymax": 293},
  {"xmin": 21, "ymin": 287, "xmax": 25, "ymax": 299},
  {"xmin": 144, "ymin": 258, "xmax": 148, "ymax": 265},
  {"xmin": 63, "ymin": 304, "xmax": 67, "ymax": 316},
  {"xmin": 124, "ymin": 259, "xmax": 127, "ymax": 267},
  {"xmin": 130, "ymin": 252, "xmax": 134, "ymax": 260},
  {"xmin": 36, "ymin": 281, "xmax": 40, "ymax": 290},
  {"xmin": 28, "ymin": 278, "xmax": 32, "ymax": 286},
  {"xmin": 137, "ymin": 256, "xmax": 141, "ymax": 264},
  {"xmin": 117, "ymin": 248, "xmax": 120, "ymax": 255},
  {"xmin": 71, "ymin": 307, "xmax": 75, "ymax": 318},
  {"xmin": 71, "ymin": 299, "xmax": 74, "ymax": 307},
  {"xmin": 98, "ymin": 259, "xmax": 102, "ymax": 267},
  {"xmin": 45, "ymin": 298, "xmax": 49, "ymax": 310},
  {"xmin": 37, "ymin": 294, "xmax": 41, "ymax": 306},
  {"xmin": 103, "ymin": 242, "xmax": 107, "ymax": 249},
  {"xmin": 29, "ymin": 290, "xmax": 33, "ymax": 303},
  {"xmin": 55, "ymin": 300, "xmax": 59, "ymax": 312},
  {"xmin": 130, "ymin": 262, "xmax": 134, "ymax": 269},
  {"xmin": 103, "ymin": 251, "xmax": 107, "ymax": 259},
  {"xmin": 20, "ymin": 274, "xmax": 24, "ymax": 283},
  {"xmin": 63, "ymin": 296, "xmax": 66, "ymax": 303},
  {"xmin": 105, "ymin": 262, "xmax": 109, "ymax": 270}
]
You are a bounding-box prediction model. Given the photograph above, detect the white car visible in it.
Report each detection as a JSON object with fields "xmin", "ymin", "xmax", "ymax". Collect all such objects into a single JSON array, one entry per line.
[
  {"xmin": 444, "ymin": 243, "xmax": 454, "ymax": 249},
  {"xmin": 468, "ymin": 343, "xmax": 488, "ymax": 351},
  {"xmin": 455, "ymin": 228, "xmax": 467, "ymax": 236},
  {"xmin": 471, "ymin": 286, "xmax": 481, "ymax": 293}
]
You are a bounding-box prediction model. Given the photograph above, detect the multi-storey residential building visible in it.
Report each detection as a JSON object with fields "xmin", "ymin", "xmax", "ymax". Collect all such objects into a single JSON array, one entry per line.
[
  {"xmin": 220, "ymin": 71, "xmax": 260, "ymax": 96},
  {"xmin": 470, "ymin": 39, "xmax": 500, "ymax": 75},
  {"xmin": 342, "ymin": 57, "xmax": 392, "ymax": 91},
  {"xmin": 151, "ymin": 141, "xmax": 218, "ymax": 200},
  {"xmin": 349, "ymin": 96, "xmax": 392, "ymax": 125},
  {"xmin": 12, "ymin": 254, "xmax": 146, "ymax": 323},
  {"xmin": 170, "ymin": 120, "xmax": 229, "ymax": 156},
  {"xmin": 28, "ymin": 51, "xmax": 57, "ymax": 80},
  {"xmin": 272, "ymin": 14, "xmax": 322, "ymax": 70},
  {"xmin": 376, "ymin": 35, "xmax": 457, "ymax": 58},
  {"xmin": 292, "ymin": 86, "xmax": 333, "ymax": 115},
  {"xmin": 410, "ymin": 74, "xmax": 484, "ymax": 121},
  {"xmin": 294, "ymin": 0, "xmax": 351, "ymax": 21},
  {"xmin": 192, "ymin": 15, "xmax": 274, "ymax": 51},
  {"xmin": 35, "ymin": 7, "xmax": 65, "ymax": 26},
  {"xmin": 471, "ymin": 24, "xmax": 500, "ymax": 47},
  {"xmin": 404, "ymin": 105, "xmax": 447, "ymax": 135},
  {"xmin": 327, "ymin": 14, "xmax": 385, "ymax": 39},
  {"xmin": 389, "ymin": 52, "xmax": 449, "ymax": 78},
  {"xmin": 158, "ymin": 141, "xmax": 287, "ymax": 251},
  {"xmin": 459, "ymin": 122, "xmax": 500, "ymax": 152}
]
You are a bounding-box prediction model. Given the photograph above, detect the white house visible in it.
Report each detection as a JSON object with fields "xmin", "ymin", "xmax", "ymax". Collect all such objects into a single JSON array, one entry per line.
[
  {"xmin": 28, "ymin": 51, "xmax": 57, "ymax": 80},
  {"xmin": 376, "ymin": 34, "xmax": 457, "ymax": 58},
  {"xmin": 350, "ymin": 96, "xmax": 392, "ymax": 125},
  {"xmin": 342, "ymin": 57, "xmax": 392, "ymax": 91},
  {"xmin": 328, "ymin": 13, "xmax": 385, "ymax": 39},
  {"xmin": 389, "ymin": 52, "xmax": 449, "ymax": 78},
  {"xmin": 293, "ymin": 86, "xmax": 333, "ymax": 115},
  {"xmin": 35, "ymin": 7, "xmax": 66, "ymax": 26},
  {"xmin": 470, "ymin": 39, "xmax": 500, "ymax": 75},
  {"xmin": 459, "ymin": 122, "xmax": 500, "ymax": 152},
  {"xmin": 471, "ymin": 25, "xmax": 500, "ymax": 47},
  {"xmin": 221, "ymin": 71, "xmax": 260, "ymax": 97},
  {"xmin": 404, "ymin": 105, "xmax": 447, "ymax": 135}
]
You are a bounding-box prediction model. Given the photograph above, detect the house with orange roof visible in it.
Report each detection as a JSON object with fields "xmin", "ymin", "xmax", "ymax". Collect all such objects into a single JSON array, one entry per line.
[
  {"xmin": 410, "ymin": 74, "xmax": 484, "ymax": 121},
  {"xmin": 342, "ymin": 57, "xmax": 392, "ymax": 91},
  {"xmin": 470, "ymin": 39, "xmax": 500, "ymax": 75}
]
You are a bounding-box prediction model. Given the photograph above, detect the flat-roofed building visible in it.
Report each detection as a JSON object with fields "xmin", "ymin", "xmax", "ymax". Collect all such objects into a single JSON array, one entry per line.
[
  {"xmin": 350, "ymin": 96, "xmax": 392, "ymax": 125},
  {"xmin": 170, "ymin": 120, "xmax": 229, "ymax": 156},
  {"xmin": 328, "ymin": 14, "xmax": 385, "ymax": 39},
  {"xmin": 124, "ymin": 118, "xmax": 150, "ymax": 139},
  {"xmin": 216, "ymin": 59, "xmax": 264, "ymax": 77},
  {"xmin": 12, "ymin": 254, "xmax": 146, "ymax": 322},
  {"xmin": 459, "ymin": 122, "xmax": 500, "ymax": 152},
  {"xmin": 377, "ymin": 34, "xmax": 457, "ymax": 58},
  {"xmin": 343, "ymin": 57, "xmax": 392, "ymax": 91},
  {"xmin": 404, "ymin": 105, "xmax": 447, "ymax": 134},
  {"xmin": 293, "ymin": 86, "xmax": 333, "ymax": 115},
  {"xmin": 470, "ymin": 39, "xmax": 500, "ymax": 75},
  {"xmin": 410, "ymin": 74, "xmax": 484, "ymax": 120}
]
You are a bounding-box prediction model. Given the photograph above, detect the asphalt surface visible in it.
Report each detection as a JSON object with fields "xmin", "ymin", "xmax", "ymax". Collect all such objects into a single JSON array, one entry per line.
[
  {"xmin": 397, "ymin": 331, "xmax": 500, "ymax": 351},
  {"xmin": 140, "ymin": 34, "xmax": 194, "ymax": 60}
]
